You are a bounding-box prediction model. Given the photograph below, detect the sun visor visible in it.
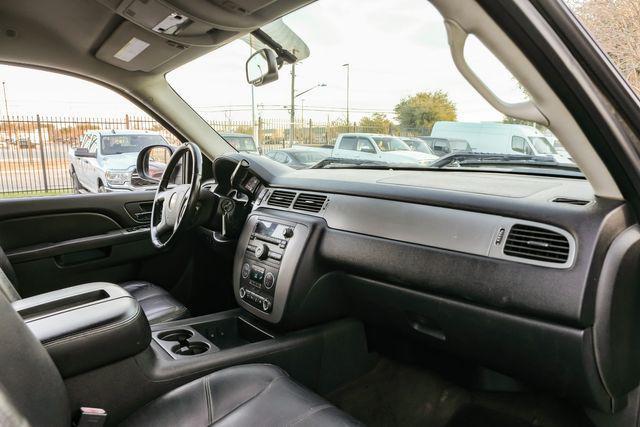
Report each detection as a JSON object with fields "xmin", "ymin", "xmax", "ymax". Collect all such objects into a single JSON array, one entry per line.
[
  {"xmin": 242, "ymin": 19, "xmax": 309, "ymax": 61},
  {"xmin": 95, "ymin": 21, "xmax": 187, "ymax": 72}
]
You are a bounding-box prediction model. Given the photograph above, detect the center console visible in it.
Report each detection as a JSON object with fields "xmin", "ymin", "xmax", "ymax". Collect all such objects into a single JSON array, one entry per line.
[{"xmin": 233, "ymin": 213, "xmax": 310, "ymax": 323}]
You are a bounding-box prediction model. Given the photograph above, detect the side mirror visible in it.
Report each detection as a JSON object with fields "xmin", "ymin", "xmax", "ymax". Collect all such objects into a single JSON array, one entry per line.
[
  {"xmin": 74, "ymin": 147, "xmax": 96, "ymax": 158},
  {"xmin": 246, "ymin": 49, "xmax": 279, "ymax": 87},
  {"xmin": 136, "ymin": 145, "xmax": 174, "ymax": 183}
]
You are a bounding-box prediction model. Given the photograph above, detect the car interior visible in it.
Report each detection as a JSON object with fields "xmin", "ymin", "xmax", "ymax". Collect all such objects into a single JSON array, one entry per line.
[{"xmin": 2, "ymin": 0, "xmax": 640, "ymax": 426}]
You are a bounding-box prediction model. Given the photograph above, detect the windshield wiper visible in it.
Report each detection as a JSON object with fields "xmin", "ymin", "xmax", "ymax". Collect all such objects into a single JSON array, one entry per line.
[{"xmin": 430, "ymin": 152, "xmax": 582, "ymax": 174}]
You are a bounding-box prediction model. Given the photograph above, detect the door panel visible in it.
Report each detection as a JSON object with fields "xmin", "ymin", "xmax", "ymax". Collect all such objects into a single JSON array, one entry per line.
[{"xmin": 0, "ymin": 192, "xmax": 193, "ymax": 297}]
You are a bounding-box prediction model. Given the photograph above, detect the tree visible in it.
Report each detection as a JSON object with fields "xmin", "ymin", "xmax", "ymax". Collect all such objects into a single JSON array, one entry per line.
[
  {"xmin": 568, "ymin": 0, "xmax": 640, "ymax": 94},
  {"xmin": 394, "ymin": 91, "xmax": 457, "ymax": 132},
  {"xmin": 359, "ymin": 113, "xmax": 393, "ymax": 134}
]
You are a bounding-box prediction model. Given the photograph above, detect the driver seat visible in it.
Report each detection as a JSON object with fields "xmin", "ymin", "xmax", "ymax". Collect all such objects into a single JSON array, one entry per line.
[{"xmin": 0, "ymin": 245, "xmax": 188, "ymax": 325}]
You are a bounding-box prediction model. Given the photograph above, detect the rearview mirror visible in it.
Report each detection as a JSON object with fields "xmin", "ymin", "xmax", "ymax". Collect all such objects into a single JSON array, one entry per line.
[
  {"xmin": 246, "ymin": 49, "xmax": 279, "ymax": 87},
  {"xmin": 136, "ymin": 145, "xmax": 174, "ymax": 183}
]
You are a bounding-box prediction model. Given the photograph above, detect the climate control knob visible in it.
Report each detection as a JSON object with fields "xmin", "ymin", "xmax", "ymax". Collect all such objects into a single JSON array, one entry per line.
[
  {"xmin": 283, "ymin": 228, "xmax": 294, "ymax": 238},
  {"xmin": 255, "ymin": 244, "xmax": 269, "ymax": 260},
  {"xmin": 262, "ymin": 299, "xmax": 271, "ymax": 311},
  {"xmin": 241, "ymin": 263, "xmax": 250, "ymax": 279},
  {"xmin": 264, "ymin": 272, "xmax": 275, "ymax": 289},
  {"xmin": 239, "ymin": 287, "xmax": 246, "ymax": 298}
]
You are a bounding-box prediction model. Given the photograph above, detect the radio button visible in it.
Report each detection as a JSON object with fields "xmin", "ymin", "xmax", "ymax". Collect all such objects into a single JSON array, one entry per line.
[
  {"xmin": 241, "ymin": 263, "xmax": 251, "ymax": 279},
  {"xmin": 264, "ymin": 272, "xmax": 275, "ymax": 289},
  {"xmin": 262, "ymin": 299, "xmax": 271, "ymax": 311},
  {"xmin": 283, "ymin": 228, "xmax": 294, "ymax": 238}
]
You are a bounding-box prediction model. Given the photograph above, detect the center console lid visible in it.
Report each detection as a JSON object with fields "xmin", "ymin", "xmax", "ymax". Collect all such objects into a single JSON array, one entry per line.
[{"xmin": 13, "ymin": 282, "xmax": 151, "ymax": 377}]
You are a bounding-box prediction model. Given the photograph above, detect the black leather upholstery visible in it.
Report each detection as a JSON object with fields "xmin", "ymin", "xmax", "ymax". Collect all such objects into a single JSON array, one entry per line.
[
  {"xmin": 0, "ymin": 242, "xmax": 187, "ymax": 325},
  {"xmin": 13, "ymin": 283, "xmax": 151, "ymax": 378},
  {"xmin": 0, "ymin": 290, "xmax": 69, "ymax": 427},
  {"xmin": 121, "ymin": 281, "xmax": 189, "ymax": 324},
  {"xmin": 122, "ymin": 364, "xmax": 362, "ymax": 427},
  {"xmin": 0, "ymin": 286, "xmax": 359, "ymax": 426}
]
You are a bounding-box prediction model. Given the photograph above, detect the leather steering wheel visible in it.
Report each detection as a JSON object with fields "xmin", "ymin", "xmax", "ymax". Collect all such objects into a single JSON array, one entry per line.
[{"xmin": 150, "ymin": 142, "xmax": 202, "ymax": 249}]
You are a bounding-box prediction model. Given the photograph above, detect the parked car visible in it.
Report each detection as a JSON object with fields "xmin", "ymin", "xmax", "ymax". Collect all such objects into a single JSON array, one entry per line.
[
  {"xmin": 68, "ymin": 130, "xmax": 170, "ymax": 193},
  {"xmin": 416, "ymin": 136, "xmax": 472, "ymax": 157},
  {"xmin": 331, "ymin": 133, "xmax": 437, "ymax": 165},
  {"xmin": 430, "ymin": 121, "xmax": 573, "ymax": 163},
  {"xmin": 265, "ymin": 148, "xmax": 329, "ymax": 169},
  {"xmin": 220, "ymin": 132, "xmax": 259, "ymax": 155},
  {"xmin": 400, "ymin": 137, "xmax": 437, "ymax": 155}
]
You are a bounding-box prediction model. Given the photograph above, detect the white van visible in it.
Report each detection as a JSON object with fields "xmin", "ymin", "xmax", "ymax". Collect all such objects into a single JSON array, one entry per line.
[{"xmin": 430, "ymin": 121, "xmax": 572, "ymax": 163}]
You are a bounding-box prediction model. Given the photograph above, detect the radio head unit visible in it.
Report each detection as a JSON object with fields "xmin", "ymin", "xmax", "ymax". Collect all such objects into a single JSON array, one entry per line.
[{"xmin": 233, "ymin": 215, "xmax": 309, "ymax": 323}]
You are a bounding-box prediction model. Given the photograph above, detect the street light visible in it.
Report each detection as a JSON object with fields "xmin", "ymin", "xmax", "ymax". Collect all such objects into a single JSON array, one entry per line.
[
  {"xmin": 342, "ymin": 63, "xmax": 350, "ymax": 127},
  {"xmin": 289, "ymin": 83, "xmax": 326, "ymax": 146}
]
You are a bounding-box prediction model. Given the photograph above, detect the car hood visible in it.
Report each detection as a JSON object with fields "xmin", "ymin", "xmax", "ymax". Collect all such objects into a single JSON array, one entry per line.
[{"xmin": 100, "ymin": 152, "xmax": 138, "ymax": 171}]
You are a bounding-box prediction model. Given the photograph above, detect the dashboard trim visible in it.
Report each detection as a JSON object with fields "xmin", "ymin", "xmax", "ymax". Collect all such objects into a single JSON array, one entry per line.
[{"xmin": 258, "ymin": 187, "xmax": 576, "ymax": 269}]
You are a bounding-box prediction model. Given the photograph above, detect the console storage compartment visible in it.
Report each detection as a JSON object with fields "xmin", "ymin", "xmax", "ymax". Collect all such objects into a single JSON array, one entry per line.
[{"xmin": 12, "ymin": 282, "xmax": 150, "ymax": 377}]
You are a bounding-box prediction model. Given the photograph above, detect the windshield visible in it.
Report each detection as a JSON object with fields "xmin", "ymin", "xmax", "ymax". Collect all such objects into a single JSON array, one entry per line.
[
  {"xmin": 528, "ymin": 137, "xmax": 557, "ymax": 155},
  {"xmin": 372, "ymin": 137, "xmax": 411, "ymax": 152},
  {"xmin": 224, "ymin": 136, "xmax": 257, "ymax": 152},
  {"xmin": 167, "ymin": 0, "xmax": 579, "ymax": 176},
  {"xmin": 100, "ymin": 134, "xmax": 166, "ymax": 155}
]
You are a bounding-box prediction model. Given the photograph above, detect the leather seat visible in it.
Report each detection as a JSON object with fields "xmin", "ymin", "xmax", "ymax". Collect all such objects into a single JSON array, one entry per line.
[
  {"xmin": 120, "ymin": 281, "xmax": 188, "ymax": 324},
  {"xmin": 0, "ymin": 245, "xmax": 187, "ymax": 325},
  {"xmin": 122, "ymin": 364, "xmax": 361, "ymax": 426},
  {"xmin": 0, "ymin": 289, "xmax": 360, "ymax": 427}
]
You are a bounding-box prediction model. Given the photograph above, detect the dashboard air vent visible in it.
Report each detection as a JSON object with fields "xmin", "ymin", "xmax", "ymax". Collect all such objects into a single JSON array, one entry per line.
[
  {"xmin": 504, "ymin": 224, "xmax": 570, "ymax": 264},
  {"xmin": 267, "ymin": 190, "xmax": 296, "ymax": 208},
  {"xmin": 552, "ymin": 197, "xmax": 590, "ymax": 206},
  {"xmin": 293, "ymin": 193, "xmax": 327, "ymax": 213}
]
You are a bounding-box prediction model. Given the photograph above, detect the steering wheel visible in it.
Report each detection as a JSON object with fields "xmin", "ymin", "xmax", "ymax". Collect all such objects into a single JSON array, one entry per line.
[{"xmin": 150, "ymin": 142, "xmax": 202, "ymax": 249}]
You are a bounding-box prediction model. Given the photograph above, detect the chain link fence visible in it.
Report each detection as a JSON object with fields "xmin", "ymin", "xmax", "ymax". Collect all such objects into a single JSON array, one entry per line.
[{"xmin": 0, "ymin": 115, "xmax": 427, "ymax": 197}]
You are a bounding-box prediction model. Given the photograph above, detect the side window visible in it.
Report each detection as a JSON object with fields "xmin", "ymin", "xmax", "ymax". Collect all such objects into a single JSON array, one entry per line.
[
  {"xmin": 357, "ymin": 138, "xmax": 376, "ymax": 153},
  {"xmin": 339, "ymin": 136, "xmax": 358, "ymax": 151},
  {"xmin": 434, "ymin": 140, "xmax": 448, "ymax": 153},
  {"xmin": 274, "ymin": 152, "xmax": 287, "ymax": 163},
  {"xmin": 511, "ymin": 136, "xmax": 527, "ymax": 153},
  {"xmin": 0, "ymin": 64, "xmax": 179, "ymax": 199}
]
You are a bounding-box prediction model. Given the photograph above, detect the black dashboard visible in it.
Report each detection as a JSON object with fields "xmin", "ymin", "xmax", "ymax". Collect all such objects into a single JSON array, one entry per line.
[{"xmin": 208, "ymin": 153, "xmax": 640, "ymax": 413}]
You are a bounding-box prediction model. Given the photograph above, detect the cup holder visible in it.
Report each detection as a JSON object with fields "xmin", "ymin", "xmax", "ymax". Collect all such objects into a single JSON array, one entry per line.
[
  {"xmin": 171, "ymin": 341, "xmax": 210, "ymax": 356},
  {"xmin": 157, "ymin": 329, "xmax": 193, "ymax": 342}
]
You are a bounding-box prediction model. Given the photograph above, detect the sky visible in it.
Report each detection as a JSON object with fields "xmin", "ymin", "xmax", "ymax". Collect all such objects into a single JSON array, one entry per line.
[{"xmin": 0, "ymin": 0, "xmax": 525, "ymax": 125}]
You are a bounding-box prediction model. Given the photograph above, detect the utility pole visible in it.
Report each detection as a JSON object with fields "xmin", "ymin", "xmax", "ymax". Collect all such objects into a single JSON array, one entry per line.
[
  {"xmin": 289, "ymin": 61, "xmax": 296, "ymax": 147},
  {"xmin": 342, "ymin": 64, "xmax": 350, "ymax": 127},
  {"xmin": 2, "ymin": 81, "xmax": 12, "ymax": 142}
]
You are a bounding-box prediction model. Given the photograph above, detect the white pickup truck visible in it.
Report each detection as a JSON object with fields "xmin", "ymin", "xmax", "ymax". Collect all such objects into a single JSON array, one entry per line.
[
  {"xmin": 331, "ymin": 133, "xmax": 438, "ymax": 165},
  {"xmin": 68, "ymin": 130, "xmax": 170, "ymax": 193}
]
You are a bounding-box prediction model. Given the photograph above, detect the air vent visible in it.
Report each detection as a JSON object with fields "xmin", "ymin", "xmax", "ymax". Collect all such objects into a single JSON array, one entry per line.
[
  {"xmin": 552, "ymin": 197, "xmax": 590, "ymax": 206},
  {"xmin": 293, "ymin": 193, "xmax": 327, "ymax": 213},
  {"xmin": 267, "ymin": 190, "xmax": 296, "ymax": 208},
  {"xmin": 504, "ymin": 224, "xmax": 570, "ymax": 264}
]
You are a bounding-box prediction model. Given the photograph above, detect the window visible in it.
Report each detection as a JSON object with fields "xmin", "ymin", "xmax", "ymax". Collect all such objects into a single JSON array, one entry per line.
[
  {"xmin": 167, "ymin": 0, "xmax": 578, "ymax": 176},
  {"xmin": 511, "ymin": 136, "xmax": 527, "ymax": 153},
  {"xmin": 356, "ymin": 138, "xmax": 376, "ymax": 153},
  {"xmin": 0, "ymin": 64, "xmax": 178, "ymax": 199},
  {"xmin": 340, "ymin": 137, "xmax": 358, "ymax": 151}
]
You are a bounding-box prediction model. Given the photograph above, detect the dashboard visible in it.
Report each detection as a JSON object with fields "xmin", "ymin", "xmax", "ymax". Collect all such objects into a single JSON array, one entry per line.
[{"xmin": 208, "ymin": 153, "xmax": 640, "ymax": 413}]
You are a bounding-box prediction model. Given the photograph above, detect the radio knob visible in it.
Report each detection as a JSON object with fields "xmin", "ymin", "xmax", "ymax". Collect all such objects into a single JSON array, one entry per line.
[
  {"xmin": 283, "ymin": 228, "xmax": 294, "ymax": 238},
  {"xmin": 239, "ymin": 287, "xmax": 246, "ymax": 298},
  {"xmin": 262, "ymin": 299, "xmax": 271, "ymax": 311},
  {"xmin": 255, "ymin": 244, "xmax": 269, "ymax": 260}
]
